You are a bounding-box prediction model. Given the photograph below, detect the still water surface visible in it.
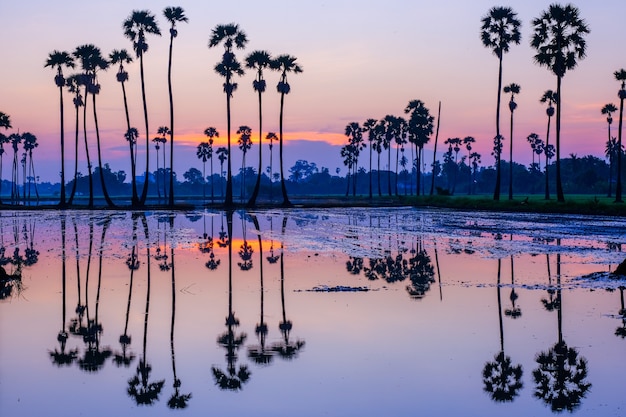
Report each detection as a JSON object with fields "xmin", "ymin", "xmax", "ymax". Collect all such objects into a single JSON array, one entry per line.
[{"xmin": 1, "ymin": 208, "xmax": 625, "ymax": 416}]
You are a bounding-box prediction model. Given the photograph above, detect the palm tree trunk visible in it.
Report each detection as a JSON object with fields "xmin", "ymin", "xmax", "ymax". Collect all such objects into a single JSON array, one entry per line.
[
  {"xmin": 395, "ymin": 145, "xmax": 399, "ymax": 196},
  {"xmin": 387, "ymin": 146, "xmax": 392, "ymax": 196},
  {"xmin": 377, "ymin": 151, "xmax": 381, "ymax": 196},
  {"xmin": 155, "ymin": 146, "xmax": 161, "ymax": 199},
  {"xmin": 508, "ymin": 110, "xmax": 514, "ymax": 200},
  {"xmin": 68, "ymin": 103, "xmax": 80, "ymax": 205},
  {"xmin": 279, "ymin": 92, "xmax": 291, "ymax": 206},
  {"xmin": 493, "ymin": 56, "xmax": 503, "ymax": 201},
  {"xmin": 139, "ymin": 52, "xmax": 150, "ymax": 206},
  {"xmin": 545, "ymin": 113, "xmax": 552, "ymax": 200},
  {"xmin": 92, "ymin": 92, "xmax": 115, "ymax": 207},
  {"xmin": 58, "ymin": 82, "xmax": 67, "ymax": 208},
  {"xmin": 225, "ymin": 91, "xmax": 234, "ymax": 207},
  {"xmin": 616, "ymin": 93, "xmax": 624, "ymax": 203},
  {"xmin": 121, "ymin": 80, "xmax": 139, "ymax": 206},
  {"xmin": 210, "ymin": 157, "xmax": 214, "ymax": 203},
  {"xmin": 83, "ymin": 89, "xmax": 94, "ymax": 208},
  {"xmin": 368, "ymin": 142, "xmax": 373, "ymax": 198},
  {"xmin": 430, "ymin": 101, "xmax": 441, "ymax": 196},
  {"xmin": 162, "ymin": 145, "xmax": 167, "ymax": 200},
  {"xmin": 555, "ymin": 76, "xmax": 564, "ymax": 202},
  {"xmin": 608, "ymin": 121, "xmax": 613, "ymax": 197},
  {"xmin": 248, "ymin": 89, "xmax": 263, "ymax": 206},
  {"xmin": 202, "ymin": 161, "xmax": 206, "ymax": 202},
  {"xmin": 168, "ymin": 33, "xmax": 175, "ymax": 208}
]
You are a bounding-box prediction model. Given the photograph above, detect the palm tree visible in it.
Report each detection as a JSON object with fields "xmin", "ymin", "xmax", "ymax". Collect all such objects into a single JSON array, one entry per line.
[
  {"xmin": 503, "ymin": 83, "xmax": 520, "ymax": 200},
  {"xmin": 381, "ymin": 115, "xmax": 397, "ymax": 196},
  {"xmin": 614, "ymin": 69, "xmax": 626, "ymax": 203},
  {"xmin": 405, "ymin": 100, "xmax": 434, "ymax": 196},
  {"xmin": 602, "ymin": 103, "xmax": 618, "ymax": 196},
  {"xmin": 362, "ymin": 118, "xmax": 377, "ymax": 198},
  {"xmin": 123, "ymin": 10, "xmax": 162, "ymax": 206},
  {"xmin": 110, "ymin": 49, "xmax": 139, "ymax": 205},
  {"xmin": 156, "ymin": 126, "xmax": 170, "ymax": 200},
  {"xmin": 539, "ymin": 90, "xmax": 557, "ymax": 199},
  {"xmin": 531, "ymin": 4, "xmax": 589, "ymax": 203},
  {"xmin": 265, "ymin": 132, "xmax": 277, "ymax": 201},
  {"xmin": 481, "ymin": 6, "xmax": 521, "ymax": 201},
  {"xmin": 274, "ymin": 54, "xmax": 303, "ymax": 206},
  {"xmin": 151, "ymin": 135, "xmax": 162, "ymax": 200},
  {"xmin": 374, "ymin": 120, "xmax": 385, "ymax": 196},
  {"xmin": 196, "ymin": 142, "xmax": 211, "ymax": 202},
  {"xmin": 163, "ymin": 7, "xmax": 188, "ymax": 207},
  {"xmin": 208, "ymin": 24, "xmax": 247, "ymax": 207},
  {"xmin": 65, "ymin": 75, "xmax": 83, "ymax": 205},
  {"xmin": 203, "ymin": 127, "xmax": 219, "ymax": 203},
  {"xmin": 345, "ymin": 122, "xmax": 364, "ymax": 196},
  {"xmin": 341, "ymin": 143, "xmax": 355, "ymax": 196},
  {"xmin": 463, "ymin": 136, "xmax": 476, "ymax": 194},
  {"xmin": 237, "ymin": 125, "xmax": 252, "ymax": 202},
  {"xmin": 393, "ymin": 117, "xmax": 407, "ymax": 195},
  {"xmin": 0, "ymin": 112, "xmax": 11, "ymax": 203},
  {"xmin": 469, "ymin": 151, "xmax": 482, "ymax": 193},
  {"xmin": 246, "ymin": 50, "xmax": 273, "ymax": 206},
  {"xmin": 9, "ymin": 133, "xmax": 21, "ymax": 204},
  {"xmin": 430, "ymin": 101, "xmax": 442, "ymax": 195},
  {"xmin": 605, "ymin": 137, "xmax": 620, "ymax": 198},
  {"xmin": 45, "ymin": 51, "xmax": 75, "ymax": 207},
  {"xmin": 21, "ymin": 133, "xmax": 38, "ymax": 203},
  {"xmin": 444, "ymin": 137, "xmax": 462, "ymax": 194},
  {"xmin": 216, "ymin": 147, "xmax": 228, "ymax": 197}
]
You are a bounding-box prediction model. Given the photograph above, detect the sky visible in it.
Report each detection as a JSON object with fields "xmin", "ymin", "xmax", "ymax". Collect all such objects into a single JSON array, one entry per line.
[{"xmin": 0, "ymin": 0, "xmax": 624, "ymax": 183}]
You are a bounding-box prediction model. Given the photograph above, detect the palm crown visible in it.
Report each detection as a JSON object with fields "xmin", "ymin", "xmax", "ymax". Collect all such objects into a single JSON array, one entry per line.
[
  {"xmin": 163, "ymin": 6, "xmax": 187, "ymax": 38},
  {"xmin": 274, "ymin": 54, "xmax": 303, "ymax": 94},
  {"xmin": 109, "ymin": 49, "xmax": 133, "ymax": 82},
  {"xmin": 45, "ymin": 51, "xmax": 75, "ymax": 87},
  {"xmin": 123, "ymin": 10, "xmax": 162, "ymax": 57},
  {"xmin": 246, "ymin": 50, "xmax": 273, "ymax": 93},
  {"xmin": 480, "ymin": 6, "xmax": 521, "ymax": 58}
]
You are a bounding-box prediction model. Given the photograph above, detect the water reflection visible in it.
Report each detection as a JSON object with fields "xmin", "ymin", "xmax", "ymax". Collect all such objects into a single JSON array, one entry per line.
[{"xmin": 2, "ymin": 209, "xmax": 625, "ymax": 415}]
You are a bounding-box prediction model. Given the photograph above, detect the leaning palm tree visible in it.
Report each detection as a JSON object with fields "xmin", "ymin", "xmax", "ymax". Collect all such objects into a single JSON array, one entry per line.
[
  {"xmin": 602, "ymin": 103, "xmax": 618, "ymax": 197},
  {"xmin": 274, "ymin": 54, "xmax": 303, "ymax": 207},
  {"xmin": 405, "ymin": 100, "xmax": 434, "ymax": 196},
  {"xmin": 208, "ymin": 24, "xmax": 248, "ymax": 207},
  {"xmin": 503, "ymin": 83, "xmax": 520, "ymax": 200},
  {"xmin": 0, "ymin": 112, "xmax": 12, "ymax": 204},
  {"xmin": 531, "ymin": 4, "xmax": 589, "ymax": 203},
  {"xmin": 481, "ymin": 6, "xmax": 521, "ymax": 201},
  {"xmin": 45, "ymin": 51, "xmax": 75, "ymax": 207},
  {"xmin": 237, "ymin": 125, "xmax": 252, "ymax": 202},
  {"xmin": 196, "ymin": 142, "xmax": 211, "ymax": 202},
  {"xmin": 614, "ymin": 69, "xmax": 626, "ymax": 203},
  {"xmin": 540, "ymin": 90, "xmax": 558, "ymax": 199},
  {"xmin": 123, "ymin": 10, "xmax": 162, "ymax": 206},
  {"xmin": 163, "ymin": 6, "xmax": 188, "ymax": 207},
  {"xmin": 110, "ymin": 49, "xmax": 140, "ymax": 205},
  {"xmin": 203, "ymin": 127, "xmax": 219, "ymax": 203},
  {"xmin": 246, "ymin": 50, "xmax": 273, "ymax": 206}
]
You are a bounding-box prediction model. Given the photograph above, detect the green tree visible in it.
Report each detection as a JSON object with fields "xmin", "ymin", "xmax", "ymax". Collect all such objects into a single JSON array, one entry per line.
[
  {"xmin": 274, "ymin": 54, "xmax": 303, "ymax": 206},
  {"xmin": 481, "ymin": 6, "xmax": 521, "ymax": 201},
  {"xmin": 123, "ymin": 10, "xmax": 161, "ymax": 206},
  {"xmin": 246, "ymin": 50, "xmax": 273, "ymax": 206},
  {"xmin": 503, "ymin": 83, "xmax": 520, "ymax": 200},
  {"xmin": 531, "ymin": 4, "xmax": 589, "ymax": 202},
  {"xmin": 209, "ymin": 24, "xmax": 247, "ymax": 207},
  {"xmin": 45, "ymin": 51, "xmax": 75, "ymax": 207},
  {"xmin": 614, "ymin": 69, "xmax": 626, "ymax": 203},
  {"xmin": 602, "ymin": 103, "xmax": 618, "ymax": 197}
]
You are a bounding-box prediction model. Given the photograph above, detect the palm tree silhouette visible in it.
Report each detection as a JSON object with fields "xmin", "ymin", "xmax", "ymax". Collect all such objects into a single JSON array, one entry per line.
[
  {"xmin": 128, "ymin": 214, "xmax": 165, "ymax": 405},
  {"xmin": 429, "ymin": 101, "xmax": 442, "ymax": 196},
  {"xmin": 9, "ymin": 133, "xmax": 21, "ymax": 204},
  {"xmin": 482, "ymin": 258, "xmax": 523, "ymax": 402},
  {"xmin": 540, "ymin": 90, "xmax": 557, "ymax": 199},
  {"xmin": 362, "ymin": 118, "xmax": 378, "ymax": 198},
  {"xmin": 602, "ymin": 103, "xmax": 619, "ymax": 197},
  {"xmin": 503, "ymin": 83, "xmax": 520, "ymax": 200},
  {"xmin": 481, "ymin": 6, "xmax": 521, "ymax": 201},
  {"xmin": 606, "ymin": 137, "xmax": 620, "ymax": 199},
  {"xmin": 614, "ymin": 287, "xmax": 626, "ymax": 338},
  {"xmin": 463, "ymin": 136, "xmax": 476, "ymax": 194},
  {"xmin": 196, "ymin": 141, "xmax": 211, "ymax": 202},
  {"xmin": 265, "ymin": 132, "xmax": 278, "ymax": 201},
  {"xmin": 209, "ymin": 24, "xmax": 247, "ymax": 207},
  {"xmin": 245, "ymin": 50, "xmax": 273, "ymax": 206},
  {"xmin": 274, "ymin": 54, "xmax": 303, "ymax": 206},
  {"xmin": 151, "ymin": 135, "xmax": 162, "ymax": 200},
  {"xmin": 531, "ymin": 4, "xmax": 589, "ymax": 202},
  {"xmin": 64, "ymin": 75, "xmax": 83, "ymax": 206},
  {"xmin": 216, "ymin": 147, "xmax": 228, "ymax": 198},
  {"xmin": 345, "ymin": 122, "xmax": 364, "ymax": 196},
  {"xmin": 203, "ymin": 127, "xmax": 219, "ymax": 203},
  {"xmin": 373, "ymin": 119, "xmax": 385, "ymax": 196},
  {"xmin": 212, "ymin": 211, "xmax": 251, "ymax": 390},
  {"xmin": 110, "ymin": 48, "xmax": 140, "ymax": 206},
  {"xmin": 237, "ymin": 125, "xmax": 252, "ymax": 202},
  {"xmin": 21, "ymin": 133, "xmax": 39, "ymax": 204},
  {"xmin": 504, "ymin": 254, "xmax": 521, "ymax": 319},
  {"xmin": 614, "ymin": 69, "xmax": 626, "ymax": 203},
  {"xmin": 0, "ymin": 112, "xmax": 11, "ymax": 204},
  {"xmin": 405, "ymin": 100, "xmax": 434, "ymax": 196},
  {"xmin": 405, "ymin": 243, "xmax": 435, "ymax": 300},
  {"xmin": 123, "ymin": 10, "xmax": 161, "ymax": 206},
  {"xmin": 45, "ymin": 51, "xmax": 74, "ymax": 207},
  {"xmin": 237, "ymin": 212, "xmax": 254, "ymax": 271}
]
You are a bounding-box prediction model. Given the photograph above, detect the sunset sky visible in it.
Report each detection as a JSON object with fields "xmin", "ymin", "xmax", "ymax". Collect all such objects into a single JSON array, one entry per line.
[{"xmin": 0, "ymin": 0, "xmax": 624, "ymax": 183}]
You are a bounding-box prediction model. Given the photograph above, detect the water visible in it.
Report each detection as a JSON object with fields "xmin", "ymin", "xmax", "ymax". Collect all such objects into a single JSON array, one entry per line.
[{"xmin": 1, "ymin": 208, "xmax": 625, "ymax": 416}]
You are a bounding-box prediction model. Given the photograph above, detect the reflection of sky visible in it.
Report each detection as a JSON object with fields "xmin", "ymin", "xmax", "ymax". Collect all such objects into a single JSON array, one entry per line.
[
  {"xmin": 1, "ymin": 208, "xmax": 625, "ymax": 415},
  {"xmin": 1, "ymin": 1, "xmax": 625, "ymax": 181}
]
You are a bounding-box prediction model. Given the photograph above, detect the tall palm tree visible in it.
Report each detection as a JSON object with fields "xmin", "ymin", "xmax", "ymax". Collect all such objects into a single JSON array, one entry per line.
[
  {"xmin": 614, "ymin": 69, "xmax": 626, "ymax": 203},
  {"xmin": 469, "ymin": 151, "xmax": 481, "ymax": 193},
  {"xmin": 9, "ymin": 133, "xmax": 21, "ymax": 204},
  {"xmin": 65, "ymin": 75, "xmax": 84, "ymax": 205},
  {"xmin": 246, "ymin": 50, "xmax": 273, "ymax": 206},
  {"xmin": 216, "ymin": 147, "xmax": 228, "ymax": 197},
  {"xmin": 539, "ymin": 90, "xmax": 557, "ymax": 199},
  {"xmin": 531, "ymin": 4, "xmax": 589, "ymax": 203},
  {"xmin": 345, "ymin": 122, "xmax": 364, "ymax": 196},
  {"xmin": 110, "ymin": 49, "xmax": 139, "ymax": 205},
  {"xmin": 123, "ymin": 10, "xmax": 162, "ymax": 206},
  {"xmin": 602, "ymin": 103, "xmax": 618, "ymax": 197},
  {"xmin": 196, "ymin": 142, "xmax": 211, "ymax": 202},
  {"xmin": 156, "ymin": 126, "xmax": 170, "ymax": 200},
  {"xmin": 203, "ymin": 127, "xmax": 219, "ymax": 203},
  {"xmin": 463, "ymin": 136, "xmax": 476, "ymax": 194},
  {"xmin": 341, "ymin": 143, "xmax": 355, "ymax": 196},
  {"xmin": 274, "ymin": 54, "xmax": 303, "ymax": 206},
  {"xmin": 163, "ymin": 7, "xmax": 188, "ymax": 207},
  {"xmin": 362, "ymin": 118, "xmax": 377, "ymax": 198},
  {"xmin": 265, "ymin": 132, "xmax": 277, "ymax": 201},
  {"xmin": 481, "ymin": 6, "xmax": 521, "ymax": 201},
  {"xmin": 22, "ymin": 132, "xmax": 38, "ymax": 203},
  {"xmin": 393, "ymin": 117, "xmax": 407, "ymax": 196},
  {"xmin": 237, "ymin": 125, "xmax": 252, "ymax": 202},
  {"xmin": 0, "ymin": 112, "xmax": 11, "ymax": 204},
  {"xmin": 503, "ymin": 83, "xmax": 520, "ymax": 200},
  {"xmin": 151, "ymin": 135, "xmax": 162, "ymax": 200},
  {"xmin": 45, "ymin": 51, "xmax": 75, "ymax": 207},
  {"xmin": 374, "ymin": 120, "xmax": 385, "ymax": 196},
  {"xmin": 605, "ymin": 137, "xmax": 620, "ymax": 198},
  {"xmin": 381, "ymin": 115, "xmax": 397, "ymax": 196},
  {"xmin": 209, "ymin": 24, "xmax": 247, "ymax": 207},
  {"xmin": 430, "ymin": 101, "xmax": 442, "ymax": 196},
  {"xmin": 405, "ymin": 100, "xmax": 434, "ymax": 196}
]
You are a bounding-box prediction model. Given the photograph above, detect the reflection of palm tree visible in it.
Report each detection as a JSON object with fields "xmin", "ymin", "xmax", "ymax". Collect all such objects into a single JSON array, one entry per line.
[
  {"xmin": 247, "ymin": 215, "xmax": 274, "ymax": 365},
  {"xmin": 482, "ymin": 258, "xmax": 523, "ymax": 402},
  {"xmin": 541, "ymin": 250, "xmax": 559, "ymax": 312},
  {"xmin": 204, "ymin": 214, "xmax": 221, "ymax": 271},
  {"xmin": 237, "ymin": 213, "xmax": 253, "ymax": 271},
  {"xmin": 167, "ymin": 216, "xmax": 192, "ymax": 408},
  {"xmin": 272, "ymin": 217, "xmax": 305, "ymax": 359},
  {"xmin": 533, "ymin": 240, "xmax": 591, "ymax": 412},
  {"xmin": 128, "ymin": 215, "xmax": 165, "ymax": 405},
  {"xmin": 212, "ymin": 211, "xmax": 251, "ymax": 390},
  {"xmin": 614, "ymin": 287, "xmax": 626, "ymax": 338},
  {"xmin": 49, "ymin": 215, "xmax": 79, "ymax": 366},
  {"xmin": 504, "ymin": 254, "xmax": 521, "ymax": 318},
  {"xmin": 405, "ymin": 243, "xmax": 435, "ymax": 299}
]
